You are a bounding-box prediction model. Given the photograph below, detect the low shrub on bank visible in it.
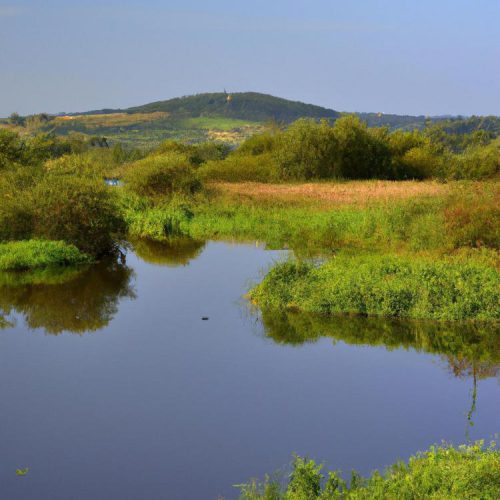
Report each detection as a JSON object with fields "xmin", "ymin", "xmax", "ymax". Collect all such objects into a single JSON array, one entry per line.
[
  {"xmin": 123, "ymin": 153, "xmax": 202, "ymax": 198},
  {"xmin": 0, "ymin": 171, "xmax": 124, "ymax": 256},
  {"xmin": 238, "ymin": 441, "xmax": 500, "ymax": 499},
  {"xmin": 249, "ymin": 255, "xmax": 499, "ymax": 320},
  {"xmin": 31, "ymin": 176, "xmax": 124, "ymax": 256},
  {"xmin": 0, "ymin": 240, "xmax": 91, "ymax": 271}
]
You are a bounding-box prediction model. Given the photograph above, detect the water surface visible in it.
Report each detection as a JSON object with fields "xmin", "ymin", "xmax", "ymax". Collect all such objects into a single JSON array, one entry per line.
[{"xmin": 0, "ymin": 241, "xmax": 498, "ymax": 499}]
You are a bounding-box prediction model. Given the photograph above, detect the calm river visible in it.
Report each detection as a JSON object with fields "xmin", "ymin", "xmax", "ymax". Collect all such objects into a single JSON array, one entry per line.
[{"xmin": 0, "ymin": 241, "xmax": 498, "ymax": 499}]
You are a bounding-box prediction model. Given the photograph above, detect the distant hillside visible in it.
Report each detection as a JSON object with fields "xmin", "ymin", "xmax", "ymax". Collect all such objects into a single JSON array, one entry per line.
[
  {"xmin": 3, "ymin": 92, "xmax": 499, "ymax": 148},
  {"xmin": 86, "ymin": 92, "xmax": 342, "ymax": 123}
]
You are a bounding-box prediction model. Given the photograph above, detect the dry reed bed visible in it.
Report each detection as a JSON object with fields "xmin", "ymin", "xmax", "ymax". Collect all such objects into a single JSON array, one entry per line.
[{"xmin": 212, "ymin": 180, "xmax": 450, "ymax": 207}]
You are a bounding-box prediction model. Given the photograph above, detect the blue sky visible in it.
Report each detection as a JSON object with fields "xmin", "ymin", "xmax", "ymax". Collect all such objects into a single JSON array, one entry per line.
[{"xmin": 1, "ymin": 0, "xmax": 499, "ymax": 116}]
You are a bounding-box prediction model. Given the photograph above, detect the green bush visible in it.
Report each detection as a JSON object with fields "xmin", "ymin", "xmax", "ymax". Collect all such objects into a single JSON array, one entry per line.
[
  {"xmin": 124, "ymin": 153, "xmax": 202, "ymax": 198},
  {"xmin": 447, "ymin": 143, "xmax": 500, "ymax": 180},
  {"xmin": 0, "ymin": 240, "xmax": 91, "ymax": 270},
  {"xmin": 332, "ymin": 116, "xmax": 392, "ymax": 179},
  {"xmin": 273, "ymin": 119, "xmax": 338, "ymax": 179},
  {"xmin": 236, "ymin": 130, "xmax": 278, "ymax": 156},
  {"xmin": 31, "ymin": 175, "xmax": 124, "ymax": 256},
  {"xmin": 199, "ymin": 153, "xmax": 279, "ymax": 182}
]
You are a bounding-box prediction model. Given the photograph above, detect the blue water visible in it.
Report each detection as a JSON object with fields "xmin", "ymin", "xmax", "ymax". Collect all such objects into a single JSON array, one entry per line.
[{"xmin": 0, "ymin": 241, "xmax": 498, "ymax": 499}]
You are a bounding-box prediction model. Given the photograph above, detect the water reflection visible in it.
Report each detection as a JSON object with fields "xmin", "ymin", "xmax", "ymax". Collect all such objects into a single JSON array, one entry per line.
[
  {"xmin": 258, "ymin": 310, "xmax": 500, "ymax": 378},
  {"xmin": 131, "ymin": 237, "xmax": 206, "ymax": 267},
  {"xmin": 257, "ymin": 310, "xmax": 499, "ymax": 438},
  {"xmin": 0, "ymin": 260, "xmax": 135, "ymax": 334}
]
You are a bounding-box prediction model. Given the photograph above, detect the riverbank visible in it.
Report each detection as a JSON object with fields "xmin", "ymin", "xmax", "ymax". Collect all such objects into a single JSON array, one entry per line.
[{"xmin": 238, "ymin": 441, "xmax": 500, "ymax": 499}]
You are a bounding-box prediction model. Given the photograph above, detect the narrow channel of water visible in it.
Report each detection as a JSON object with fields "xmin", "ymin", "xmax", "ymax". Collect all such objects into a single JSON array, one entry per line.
[{"xmin": 0, "ymin": 241, "xmax": 498, "ymax": 499}]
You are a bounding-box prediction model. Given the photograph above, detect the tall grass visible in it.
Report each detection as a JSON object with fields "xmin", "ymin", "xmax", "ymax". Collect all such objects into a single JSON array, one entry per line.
[
  {"xmin": 238, "ymin": 441, "xmax": 500, "ymax": 499},
  {"xmin": 0, "ymin": 240, "xmax": 91, "ymax": 271},
  {"xmin": 249, "ymin": 255, "xmax": 499, "ymax": 321}
]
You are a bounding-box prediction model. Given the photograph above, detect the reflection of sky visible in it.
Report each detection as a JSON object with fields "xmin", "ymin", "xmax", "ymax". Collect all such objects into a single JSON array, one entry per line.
[
  {"xmin": 0, "ymin": 242, "xmax": 498, "ymax": 499},
  {"xmin": 1, "ymin": 1, "xmax": 499, "ymax": 116}
]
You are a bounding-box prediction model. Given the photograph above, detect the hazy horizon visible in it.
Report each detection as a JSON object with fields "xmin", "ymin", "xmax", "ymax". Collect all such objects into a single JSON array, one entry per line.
[{"xmin": 1, "ymin": 0, "xmax": 499, "ymax": 117}]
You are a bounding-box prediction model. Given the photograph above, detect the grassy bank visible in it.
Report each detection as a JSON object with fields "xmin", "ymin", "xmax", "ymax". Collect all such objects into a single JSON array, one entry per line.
[
  {"xmin": 0, "ymin": 240, "xmax": 91, "ymax": 271},
  {"xmin": 238, "ymin": 441, "xmax": 499, "ymax": 499},
  {"xmin": 249, "ymin": 255, "xmax": 499, "ymax": 321},
  {"xmin": 123, "ymin": 180, "xmax": 498, "ymax": 254}
]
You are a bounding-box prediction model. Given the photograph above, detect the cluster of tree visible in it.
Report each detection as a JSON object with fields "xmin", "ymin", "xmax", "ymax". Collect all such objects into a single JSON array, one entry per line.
[
  {"xmin": 0, "ymin": 129, "xmax": 114, "ymax": 170},
  {"xmin": 200, "ymin": 116, "xmax": 499, "ymax": 182}
]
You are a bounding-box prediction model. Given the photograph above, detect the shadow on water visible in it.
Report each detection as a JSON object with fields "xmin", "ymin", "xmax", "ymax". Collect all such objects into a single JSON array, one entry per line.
[
  {"xmin": 0, "ymin": 259, "xmax": 136, "ymax": 335},
  {"xmin": 130, "ymin": 237, "xmax": 206, "ymax": 267}
]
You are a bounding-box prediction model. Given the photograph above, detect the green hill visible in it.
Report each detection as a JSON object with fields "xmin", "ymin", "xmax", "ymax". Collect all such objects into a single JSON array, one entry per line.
[{"xmin": 88, "ymin": 92, "xmax": 342, "ymax": 123}]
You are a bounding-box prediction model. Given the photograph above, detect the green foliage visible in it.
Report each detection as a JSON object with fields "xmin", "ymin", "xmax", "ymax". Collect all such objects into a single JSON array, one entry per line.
[
  {"xmin": 123, "ymin": 153, "xmax": 202, "ymax": 198},
  {"xmin": 236, "ymin": 130, "xmax": 278, "ymax": 156},
  {"xmin": 200, "ymin": 153, "xmax": 279, "ymax": 183},
  {"xmin": 0, "ymin": 240, "xmax": 90, "ymax": 270},
  {"xmin": 0, "ymin": 129, "xmax": 26, "ymax": 169},
  {"xmin": 331, "ymin": 116, "xmax": 392, "ymax": 179},
  {"xmin": 273, "ymin": 119, "xmax": 338, "ymax": 179},
  {"xmin": 30, "ymin": 175, "xmax": 124, "ymax": 256},
  {"xmin": 238, "ymin": 442, "xmax": 500, "ymax": 499},
  {"xmin": 250, "ymin": 255, "xmax": 499, "ymax": 321},
  {"xmin": 125, "ymin": 201, "xmax": 194, "ymax": 240}
]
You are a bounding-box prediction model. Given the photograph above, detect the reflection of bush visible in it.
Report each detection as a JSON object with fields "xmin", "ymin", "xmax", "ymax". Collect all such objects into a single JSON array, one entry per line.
[
  {"xmin": 0, "ymin": 260, "xmax": 135, "ymax": 334},
  {"xmin": 131, "ymin": 237, "xmax": 205, "ymax": 267},
  {"xmin": 259, "ymin": 310, "xmax": 499, "ymax": 378}
]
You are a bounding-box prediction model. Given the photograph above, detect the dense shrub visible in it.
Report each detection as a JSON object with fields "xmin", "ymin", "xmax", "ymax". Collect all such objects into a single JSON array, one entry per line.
[
  {"xmin": 31, "ymin": 176, "xmax": 124, "ymax": 256},
  {"xmin": 447, "ymin": 143, "xmax": 500, "ymax": 180},
  {"xmin": 273, "ymin": 119, "xmax": 338, "ymax": 179},
  {"xmin": 332, "ymin": 116, "xmax": 392, "ymax": 178},
  {"xmin": 0, "ymin": 169, "xmax": 41, "ymax": 240},
  {"xmin": 235, "ymin": 130, "xmax": 278, "ymax": 156},
  {"xmin": 199, "ymin": 153, "xmax": 279, "ymax": 182},
  {"xmin": 398, "ymin": 144, "xmax": 449, "ymax": 179},
  {"xmin": 124, "ymin": 153, "xmax": 202, "ymax": 198},
  {"xmin": 0, "ymin": 129, "xmax": 25, "ymax": 169}
]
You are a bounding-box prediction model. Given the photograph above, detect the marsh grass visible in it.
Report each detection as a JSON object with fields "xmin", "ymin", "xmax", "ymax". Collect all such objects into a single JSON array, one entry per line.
[
  {"xmin": 0, "ymin": 240, "xmax": 91, "ymax": 271},
  {"xmin": 249, "ymin": 255, "xmax": 499, "ymax": 321}
]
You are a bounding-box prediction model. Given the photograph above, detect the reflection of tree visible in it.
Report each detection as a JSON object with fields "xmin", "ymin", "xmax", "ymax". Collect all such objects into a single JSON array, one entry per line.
[
  {"xmin": 131, "ymin": 237, "xmax": 206, "ymax": 267},
  {"xmin": 444, "ymin": 356, "xmax": 500, "ymax": 441},
  {"xmin": 0, "ymin": 260, "xmax": 135, "ymax": 334},
  {"xmin": 258, "ymin": 310, "xmax": 499, "ymax": 441},
  {"xmin": 258, "ymin": 310, "xmax": 500, "ymax": 378}
]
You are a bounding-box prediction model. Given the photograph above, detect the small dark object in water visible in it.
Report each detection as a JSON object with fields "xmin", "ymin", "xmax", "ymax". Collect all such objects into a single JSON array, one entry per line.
[{"xmin": 201, "ymin": 317, "xmax": 209, "ymax": 321}]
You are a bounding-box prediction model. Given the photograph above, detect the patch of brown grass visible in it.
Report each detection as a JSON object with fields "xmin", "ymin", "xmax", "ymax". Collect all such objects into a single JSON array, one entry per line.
[
  {"xmin": 210, "ymin": 180, "xmax": 450, "ymax": 207},
  {"xmin": 53, "ymin": 112, "xmax": 169, "ymax": 127}
]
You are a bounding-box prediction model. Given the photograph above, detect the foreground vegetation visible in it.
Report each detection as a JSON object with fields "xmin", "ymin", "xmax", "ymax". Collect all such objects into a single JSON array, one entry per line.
[{"xmin": 237, "ymin": 442, "xmax": 499, "ymax": 499}]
